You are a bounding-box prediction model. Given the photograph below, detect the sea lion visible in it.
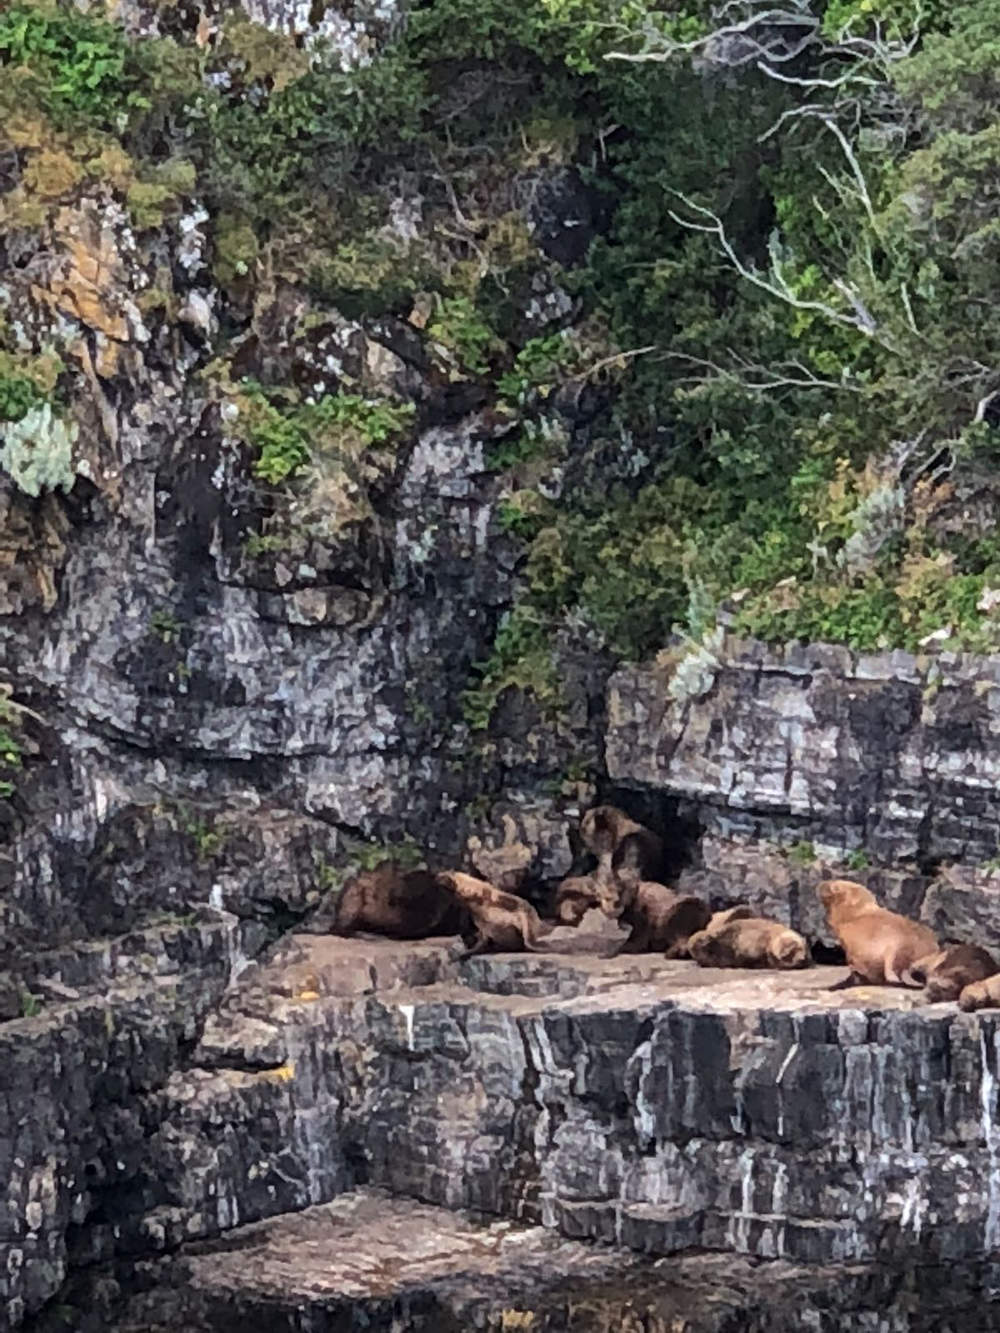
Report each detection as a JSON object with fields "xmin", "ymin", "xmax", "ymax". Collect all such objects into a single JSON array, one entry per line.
[
  {"xmin": 818, "ymin": 879, "xmax": 938, "ymax": 990},
  {"xmin": 553, "ymin": 875, "xmax": 600, "ymax": 925},
  {"xmin": 436, "ymin": 871, "xmax": 553, "ymax": 957},
  {"xmin": 907, "ymin": 944, "xmax": 999, "ymax": 1003},
  {"xmin": 333, "ymin": 862, "xmax": 469, "ymax": 940},
  {"xmin": 553, "ymin": 872, "xmax": 629, "ymax": 925},
  {"xmin": 618, "ymin": 879, "xmax": 711, "ymax": 956},
  {"xmin": 960, "ymin": 974, "xmax": 1000, "ymax": 1012},
  {"xmin": 688, "ymin": 913, "xmax": 809, "ymax": 970},
  {"xmin": 704, "ymin": 906, "xmax": 755, "ymax": 929},
  {"xmin": 580, "ymin": 805, "xmax": 663, "ymax": 886},
  {"xmin": 542, "ymin": 907, "xmax": 631, "ymax": 958}
]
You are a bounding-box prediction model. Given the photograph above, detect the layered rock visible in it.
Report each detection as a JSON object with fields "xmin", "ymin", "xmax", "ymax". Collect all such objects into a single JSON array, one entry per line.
[
  {"xmin": 608, "ymin": 638, "xmax": 1000, "ymax": 942},
  {"xmin": 19, "ymin": 938, "xmax": 996, "ymax": 1298},
  {"xmin": 0, "ymin": 911, "xmax": 256, "ymax": 1329},
  {"xmin": 91, "ymin": 1191, "xmax": 1000, "ymax": 1333}
]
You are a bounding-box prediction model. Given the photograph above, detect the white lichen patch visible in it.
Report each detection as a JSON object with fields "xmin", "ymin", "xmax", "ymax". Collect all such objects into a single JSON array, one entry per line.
[{"xmin": 0, "ymin": 404, "xmax": 79, "ymax": 498}]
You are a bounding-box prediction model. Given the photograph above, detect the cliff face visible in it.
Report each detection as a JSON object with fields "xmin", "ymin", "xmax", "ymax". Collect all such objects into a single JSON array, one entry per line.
[
  {"xmin": 608, "ymin": 640, "xmax": 1000, "ymax": 947},
  {"xmin": 8, "ymin": 0, "xmax": 1000, "ymax": 1327},
  {"xmin": 13, "ymin": 933, "xmax": 1000, "ymax": 1331}
]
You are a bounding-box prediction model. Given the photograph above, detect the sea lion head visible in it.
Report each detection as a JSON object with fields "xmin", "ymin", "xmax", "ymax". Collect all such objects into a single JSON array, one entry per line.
[
  {"xmin": 771, "ymin": 927, "xmax": 808, "ymax": 969},
  {"xmin": 580, "ymin": 806, "xmax": 620, "ymax": 857},
  {"xmin": 436, "ymin": 870, "xmax": 475, "ymax": 902},
  {"xmin": 594, "ymin": 862, "xmax": 638, "ymax": 917},
  {"xmin": 818, "ymin": 878, "xmax": 874, "ymax": 917}
]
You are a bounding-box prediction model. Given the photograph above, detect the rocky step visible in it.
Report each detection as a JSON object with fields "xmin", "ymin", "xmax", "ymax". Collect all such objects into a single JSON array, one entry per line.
[
  {"xmin": 112, "ymin": 935, "xmax": 1000, "ymax": 1270},
  {"xmin": 0, "ymin": 913, "xmax": 257, "ymax": 1331},
  {"xmin": 2, "ymin": 910, "xmax": 264, "ymax": 1019},
  {"xmin": 79, "ymin": 1189, "xmax": 1000, "ymax": 1332}
]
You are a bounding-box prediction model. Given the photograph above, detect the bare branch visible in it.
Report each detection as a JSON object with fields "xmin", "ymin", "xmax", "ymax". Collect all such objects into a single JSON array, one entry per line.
[
  {"xmin": 605, "ymin": 5, "xmax": 819, "ymax": 67},
  {"xmin": 668, "ymin": 191, "xmax": 897, "ymax": 348},
  {"xmin": 664, "ymin": 350, "xmax": 860, "ymax": 394},
  {"xmin": 900, "ymin": 283, "xmax": 920, "ymax": 337},
  {"xmin": 755, "ymin": 61, "xmax": 879, "ymax": 89},
  {"xmin": 570, "ymin": 345, "xmax": 657, "ymax": 382}
]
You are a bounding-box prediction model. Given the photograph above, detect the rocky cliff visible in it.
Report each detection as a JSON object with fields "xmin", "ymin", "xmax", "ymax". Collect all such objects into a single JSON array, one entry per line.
[
  {"xmin": 12, "ymin": 932, "xmax": 1000, "ymax": 1331},
  {"xmin": 8, "ymin": 0, "xmax": 1000, "ymax": 1327}
]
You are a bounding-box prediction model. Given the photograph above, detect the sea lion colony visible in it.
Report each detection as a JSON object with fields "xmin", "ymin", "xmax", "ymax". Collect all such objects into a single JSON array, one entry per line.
[{"xmin": 333, "ymin": 807, "xmax": 1000, "ymax": 1006}]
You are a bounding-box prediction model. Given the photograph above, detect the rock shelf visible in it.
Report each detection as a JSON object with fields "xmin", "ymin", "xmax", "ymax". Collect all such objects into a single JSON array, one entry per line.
[{"xmin": 11, "ymin": 931, "xmax": 1000, "ymax": 1329}]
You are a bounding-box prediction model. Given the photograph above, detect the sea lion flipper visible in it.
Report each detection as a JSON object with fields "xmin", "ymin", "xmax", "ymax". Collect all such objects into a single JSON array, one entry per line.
[
  {"xmin": 456, "ymin": 936, "xmax": 489, "ymax": 962},
  {"xmin": 828, "ymin": 970, "xmax": 862, "ymax": 992}
]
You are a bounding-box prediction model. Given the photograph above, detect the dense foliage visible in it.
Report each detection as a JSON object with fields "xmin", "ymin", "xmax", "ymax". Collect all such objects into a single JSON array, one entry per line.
[{"xmin": 5, "ymin": 0, "xmax": 1000, "ymax": 723}]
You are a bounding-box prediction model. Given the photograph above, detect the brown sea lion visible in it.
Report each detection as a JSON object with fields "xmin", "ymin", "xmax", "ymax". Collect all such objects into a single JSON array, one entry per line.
[
  {"xmin": 553, "ymin": 875, "xmax": 600, "ymax": 925},
  {"xmin": 907, "ymin": 944, "xmax": 999, "ymax": 1003},
  {"xmin": 960, "ymin": 974, "xmax": 1000, "ymax": 1012},
  {"xmin": 580, "ymin": 805, "xmax": 663, "ymax": 886},
  {"xmin": 619, "ymin": 879, "xmax": 711, "ymax": 956},
  {"xmin": 688, "ymin": 914, "xmax": 809, "ymax": 970},
  {"xmin": 818, "ymin": 879, "xmax": 938, "ymax": 990},
  {"xmin": 704, "ymin": 906, "xmax": 755, "ymax": 930},
  {"xmin": 436, "ymin": 871, "xmax": 553, "ymax": 957},
  {"xmin": 553, "ymin": 872, "xmax": 629, "ymax": 925},
  {"xmin": 542, "ymin": 907, "xmax": 631, "ymax": 958},
  {"xmin": 333, "ymin": 862, "xmax": 469, "ymax": 940}
]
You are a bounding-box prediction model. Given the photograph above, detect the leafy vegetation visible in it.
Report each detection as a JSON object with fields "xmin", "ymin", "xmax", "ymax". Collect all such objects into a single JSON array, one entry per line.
[
  {"xmin": 0, "ymin": 373, "xmax": 47, "ymax": 424},
  {"xmin": 7, "ymin": 0, "xmax": 1000, "ymax": 701},
  {"xmin": 231, "ymin": 383, "xmax": 416, "ymax": 486},
  {"xmin": 0, "ymin": 722, "xmax": 23, "ymax": 800},
  {"xmin": 0, "ymin": 6, "xmax": 137, "ymax": 129},
  {"xmin": 462, "ymin": 604, "xmax": 564, "ymax": 730}
]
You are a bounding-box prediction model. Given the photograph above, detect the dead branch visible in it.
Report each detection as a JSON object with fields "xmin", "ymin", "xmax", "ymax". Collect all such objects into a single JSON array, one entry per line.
[
  {"xmin": 665, "ymin": 350, "xmax": 860, "ymax": 393},
  {"xmin": 668, "ymin": 191, "xmax": 898, "ymax": 350}
]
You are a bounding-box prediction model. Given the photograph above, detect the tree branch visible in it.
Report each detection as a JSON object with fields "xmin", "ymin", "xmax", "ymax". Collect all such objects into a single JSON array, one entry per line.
[
  {"xmin": 668, "ymin": 191, "xmax": 897, "ymax": 349},
  {"xmin": 665, "ymin": 350, "xmax": 860, "ymax": 394}
]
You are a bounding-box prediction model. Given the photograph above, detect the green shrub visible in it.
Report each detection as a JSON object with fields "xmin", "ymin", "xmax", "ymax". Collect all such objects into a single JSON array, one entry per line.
[
  {"xmin": 428, "ymin": 296, "xmax": 505, "ymax": 376},
  {"xmin": 0, "ymin": 374, "xmax": 46, "ymax": 424},
  {"xmin": 0, "ymin": 7, "xmax": 134, "ymax": 128},
  {"xmin": 234, "ymin": 383, "xmax": 415, "ymax": 486}
]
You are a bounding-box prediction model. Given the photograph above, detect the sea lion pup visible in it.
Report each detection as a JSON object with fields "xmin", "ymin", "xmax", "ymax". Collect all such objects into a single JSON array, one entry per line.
[
  {"xmin": 818, "ymin": 878, "xmax": 938, "ymax": 990},
  {"xmin": 688, "ymin": 914, "xmax": 809, "ymax": 970},
  {"xmin": 333, "ymin": 862, "xmax": 468, "ymax": 940},
  {"xmin": 959, "ymin": 974, "xmax": 1000, "ymax": 1013},
  {"xmin": 580, "ymin": 805, "xmax": 663, "ymax": 887},
  {"xmin": 907, "ymin": 944, "xmax": 999, "ymax": 1003},
  {"xmin": 553, "ymin": 872, "xmax": 631, "ymax": 925},
  {"xmin": 618, "ymin": 878, "xmax": 711, "ymax": 956},
  {"xmin": 542, "ymin": 907, "xmax": 631, "ymax": 959},
  {"xmin": 554, "ymin": 875, "xmax": 601, "ymax": 926},
  {"xmin": 437, "ymin": 871, "xmax": 554, "ymax": 957}
]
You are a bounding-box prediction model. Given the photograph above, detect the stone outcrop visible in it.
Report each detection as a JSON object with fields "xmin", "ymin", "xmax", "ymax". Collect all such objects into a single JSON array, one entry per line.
[
  {"xmin": 78, "ymin": 1191, "xmax": 1000, "ymax": 1333},
  {"xmin": 0, "ymin": 911, "xmax": 257, "ymax": 1329},
  {"xmin": 608, "ymin": 638, "xmax": 1000, "ymax": 943},
  {"xmin": 12, "ymin": 934, "xmax": 1000, "ymax": 1329}
]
